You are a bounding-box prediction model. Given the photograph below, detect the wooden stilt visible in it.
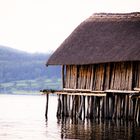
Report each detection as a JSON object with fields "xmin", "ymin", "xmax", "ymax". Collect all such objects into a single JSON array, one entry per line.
[
  {"xmin": 113, "ymin": 95, "xmax": 117, "ymax": 119},
  {"xmin": 86, "ymin": 96, "xmax": 90, "ymax": 118},
  {"xmin": 45, "ymin": 94, "xmax": 49, "ymax": 119},
  {"xmin": 61, "ymin": 95, "xmax": 65, "ymax": 117},
  {"xmin": 90, "ymin": 97, "xmax": 94, "ymax": 118},
  {"xmin": 134, "ymin": 98, "xmax": 139, "ymax": 120},
  {"xmin": 77, "ymin": 96, "xmax": 83, "ymax": 119},
  {"xmin": 106, "ymin": 94, "xmax": 109, "ymax": 119},
  {"xmin": 56, "ymin": 95, "xmax": 61, "ymax": 117},
  {"xmin": 83, "ymin": 96, "xmax": 86, "ymax": 119},
  {"xmin": 125, "ymin": 95, "xmax": 129, "ymax": 119}
]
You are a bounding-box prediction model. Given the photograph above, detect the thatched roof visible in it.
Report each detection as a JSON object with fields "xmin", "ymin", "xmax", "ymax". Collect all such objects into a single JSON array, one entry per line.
[{"xmin": 47, "ymin": 12, "xmax": 140, "ymax": 65}]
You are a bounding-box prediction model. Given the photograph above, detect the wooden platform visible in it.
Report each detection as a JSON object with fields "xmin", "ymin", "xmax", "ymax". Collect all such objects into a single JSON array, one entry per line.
[
  {"xmin": 41, "ymin": 88, "xmax": 140, "ymax": 96},
  {"xmin": 42, "ymin": 88, "xmax": 140, "ymax": 121},
  {"xmin": 41, "ymin": 88, "xmax": 106, "ymax": 96}
]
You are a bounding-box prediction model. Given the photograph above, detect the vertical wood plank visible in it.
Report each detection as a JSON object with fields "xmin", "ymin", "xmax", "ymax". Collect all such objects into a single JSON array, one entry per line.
[{"xmin": 62, "ymin": 65, "xmax": 65, "ymax": 89}]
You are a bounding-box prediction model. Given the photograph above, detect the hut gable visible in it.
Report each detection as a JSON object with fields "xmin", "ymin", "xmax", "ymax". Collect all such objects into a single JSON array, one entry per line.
[{"xmin": 47, "ymin": 12, "xmax": 140, "ymax": 65}]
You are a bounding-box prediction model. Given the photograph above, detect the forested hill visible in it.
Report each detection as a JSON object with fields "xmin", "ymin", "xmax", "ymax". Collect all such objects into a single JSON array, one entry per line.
[{"xmin": 0, "ymin": 46, "xmax": 61, "ymax": 93}]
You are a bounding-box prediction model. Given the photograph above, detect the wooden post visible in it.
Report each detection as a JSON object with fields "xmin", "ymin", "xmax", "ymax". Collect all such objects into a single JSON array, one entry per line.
[
  {"xmin": 134, "ymin": 98, "xmax": 139, "ymax": 120},
  {"xmin": 113, "ymin": 95, "xmax": 117, "ymax": 119},
  {"xmin": 77, "ymin": 96, "xmax": 83, "ymax": 119},
  {"xmin": 124, "ymin": 95, "xmax": 129, "ymax": 119},
  {"xmin": 45, "ymin": 94, "xmax": 49, "ymax": 119},
  {"xmin": 61, "ymin": 95, "xmax": 65, "ymax": 117},
  {"xmin": 103, "ymin": 96, "xmax": 107, "ymax": 118},
  {"xmin": 71, "ymin": 96, "xmax": 76, "ymax": 117},
  {"xmin": 86, "ymin": 96, "xmax": 90, "ymax": 118},
  {"xmin": 67, "ymin": 95, "xmax": 70, "ymax": 117},
  {"xmin": 92, "ymin": 96, "xmax": 96, "ymax": 118},
  {"xmin": 106, "ymin": 94, "xmax": 109, "ymax": 119},
  {"xmin": 83, "ymin": 96, "xmax": 86, "ymax": 119},
  {"xmin": 57, "ymin": 95, "xmax": 61, "ymax": 117}
]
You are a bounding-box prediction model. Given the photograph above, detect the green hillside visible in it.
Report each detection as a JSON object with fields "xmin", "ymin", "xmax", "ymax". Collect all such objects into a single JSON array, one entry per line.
[{"xmin": 0, "ymin": 46, "xmax": 61, "ymax": 94}]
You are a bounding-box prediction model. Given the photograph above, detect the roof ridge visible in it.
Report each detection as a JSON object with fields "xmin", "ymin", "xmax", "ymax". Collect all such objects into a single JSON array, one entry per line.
[{"xmin": 87, "ymin": 12, "xmax": 140, "ymax": 22}]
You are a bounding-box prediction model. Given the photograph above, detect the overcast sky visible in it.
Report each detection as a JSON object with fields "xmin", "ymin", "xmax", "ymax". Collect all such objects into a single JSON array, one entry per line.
[{"xmin": 0, "ymin": 0, "xmax": 140, "ymax": 53}]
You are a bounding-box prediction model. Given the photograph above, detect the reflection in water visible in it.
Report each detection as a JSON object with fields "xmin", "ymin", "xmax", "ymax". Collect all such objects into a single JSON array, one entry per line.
[
  {"xmin": 1, "ymin": 94, "xmax": 140, "ymax": 140},
  {"xmin": 56, "ymin": 118, "xmax": 140, "ymax": 140}
]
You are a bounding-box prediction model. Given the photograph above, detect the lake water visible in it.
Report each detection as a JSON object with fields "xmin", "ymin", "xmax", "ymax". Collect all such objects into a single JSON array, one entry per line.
[{"xmin": 0, "ymin": 94, "xmax": 140, "ymax": 140}]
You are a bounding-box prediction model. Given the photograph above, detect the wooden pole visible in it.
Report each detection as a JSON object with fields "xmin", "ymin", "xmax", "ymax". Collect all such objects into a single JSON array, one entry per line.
[
  {"xmin": 134, "ymin": 98, "xmax": 139, "ymax": 120},
  {"xmin": 61, "ymin": 95, "xmax": 65, "ymax": 117},
  {"xmin": 45, "ymin": 94, "xmax": 49, "ymax": 119},
  {"xmin": 57, "ymin": 95, "xmax": 61, "ymax": 117},
  {"xmin": 86, "ymin": 96, "xmax": 90, "ymax": 118},
  {"xmin": 83, "ymin": 96, "xmax": 86, "ymax": 119},
  {"xmin": 77, "ymin": 96, "xmax": 83, "ymax": 119}
]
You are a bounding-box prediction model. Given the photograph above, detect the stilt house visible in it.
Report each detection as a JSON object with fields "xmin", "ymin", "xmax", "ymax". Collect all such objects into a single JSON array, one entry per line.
[{"xmin": 44, "ymin": 12, "xmax": 140, "ymax": 120}]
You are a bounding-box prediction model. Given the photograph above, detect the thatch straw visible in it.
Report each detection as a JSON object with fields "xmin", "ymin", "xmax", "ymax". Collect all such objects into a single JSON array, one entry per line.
[{"xmin": 47, "ymin": 12, "xmax": 140, "ymax": 65}]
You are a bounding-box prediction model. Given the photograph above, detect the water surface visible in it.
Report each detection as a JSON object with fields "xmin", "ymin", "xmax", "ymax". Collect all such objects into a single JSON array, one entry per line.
[{"xmin": 0, "ymin": 94, "xmax": 140, "ymax": 140}]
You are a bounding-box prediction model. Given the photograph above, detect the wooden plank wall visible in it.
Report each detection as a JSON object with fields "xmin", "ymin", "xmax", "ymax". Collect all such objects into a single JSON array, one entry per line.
[
  {"xmin": 110, "ymin": 62, "xmax": 133, "ymax": 90},
  {"xmin": 56, "ymin": 62, "xmax": 140, "ymax": 121}
]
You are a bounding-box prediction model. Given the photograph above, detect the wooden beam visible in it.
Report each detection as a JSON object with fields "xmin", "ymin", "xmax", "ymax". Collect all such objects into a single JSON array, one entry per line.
[
  {"xmin": 42, "ymin": 91, "xmax": 106, "ymax": 97},
  {"xmin": 134, "ymin": 88, "xmax": 140, "ymax": 91},
  {"xmin": 56, "ymin": 92, "xmax": 106, "ymax": 97},
  {"xmin": 41, "ymin": 88, "xmax": 140, "ymax": 97},
  {"xmin": 105, "ymin": 89, "xmax": 139, "ymax": 94},
  {"xmin": 41, "ymin": 88, "xmax": 104, "ymax": 93},
  {"xmin": 63, "ymin": 88, "xmax": 104, "ymax": 93}
]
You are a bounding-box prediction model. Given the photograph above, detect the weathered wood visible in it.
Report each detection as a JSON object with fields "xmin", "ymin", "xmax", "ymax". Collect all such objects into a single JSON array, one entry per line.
[
  {"xmin": 45, "ymin": 94, "xmax": 49, "ymax": 119},
  {"xmin": 105, "ymin": 89, "xmax": 139, "ymax": 94},
  {"xmin": 71, "ymin": 96, "xmax": 75, "ymax": 117},
  {"xmin": 57, "ymin": 95, "xmax": 61, "ymax": 117},
  {"xmin": 104, "ymin": 63, "xmax": 111, "ymax": 90},
  {"xmin": 44, "ymin": 62, "xmax": 140, "ymax": 121},
  {"xmin": 75, "ymin": 66, "xmax": 78, "ymax": 89},
  {"xmin": 112, "ymin": 95, "xmax": 117, "ymax": 119},
  {"xmin": 125, "ymin": 95, "xmax": 129, "ymax": 119},
  {"xmin": 103, "ymin": 96, "xmax": 107, "ymax": 118},
  {"xmin": 109, "ymin": 95, "xmax": 114, "ymax": 118},
  {"xmin": 106, "ymin": 94, "xmax": 109, "ymax": 118},
  {"xmin": 134, "ymin": 98, "xmax": 139, "ymax": 120},
  {"xmin": 77, "ymin": 96, "xmax": 83, "ymax": 119},
  {"xmin": 67, "ymin": 95, "xmax": 71, "ymax": 116},
  {"xmin": 117, "ymin": 95, "xmax": 121, "ymax": 119},
  {"xmin": 61, "ymin": 95, "xmax": 65, "ymax": 117},
  {"xmin": 41, "ymin": 89, "xmax": 106, "ymax": 97},
  {"xmin": 64, "ymin": 95, "xmax": 68, "ymax": 116},
  {"xmin": 90, "ymin": 65, "xmax": 94, "ymax": 90},
  {"xmin": 90, "ymin": 96, "xmax": 94, "ymax": 118},
  {"xmin": 86, "ymin": 96, "xmax": 90, "ymax": 118},
  {"xmin": 62, "ymin": 65, "xmax": 65, "ymax": 88},
  {"xmin": 83, "ymin": 96, "xmax": 86, "ymax": 119},
  {"xmin": 43, "ymin": 92, "xmax": 106, "ymax": 97},
  {"xmin": 64, "ymin": 88, "xmax": 105, "ymax": 93},
  {"xmin": 134, "ymin": 88, "xmax": 140, "ymax": 91},
  {"xmin": 100, "ymin": 97, "xmax": 104, "ymax": 118},
  {"xmin": 121, "ymin": 95, "xmax": 125, "ymax": 118}
]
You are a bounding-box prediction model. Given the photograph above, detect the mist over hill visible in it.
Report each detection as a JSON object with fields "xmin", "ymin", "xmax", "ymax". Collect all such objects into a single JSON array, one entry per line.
[{"xmin": 0, "ymin": 46, "xmax": 61, "ymax": 93}]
